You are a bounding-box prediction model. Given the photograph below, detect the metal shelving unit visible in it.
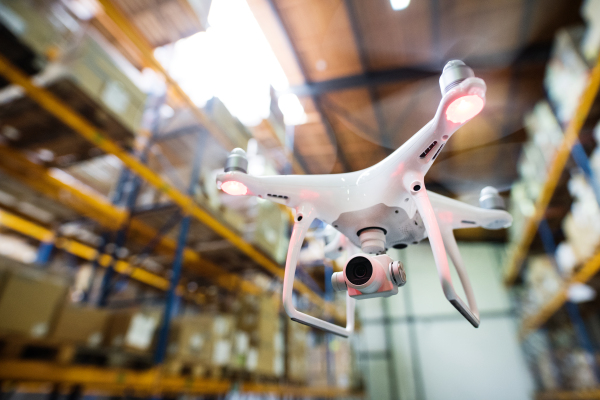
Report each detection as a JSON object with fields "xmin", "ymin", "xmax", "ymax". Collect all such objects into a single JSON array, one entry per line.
[
  {"xmin": 0, "ymin": 1, "xmax": 353, "ymax": 396},
  {"xmin": 0, "ymin": 361, "xmax": 361, "ymax": 398},
  {"xmin": 0, "ymin": 54, "xmax": 338, "ymax": 316},
  {"xmin": 504, "ymin": 52, "xmax": 600, "ymax": 286},
  {"xmin": 536, "ymin": 389, "xmax": 600, "ymax": 399},
  {"xmin": 520, "ymin": 251, "xmax": 600, "ymax": 339}
]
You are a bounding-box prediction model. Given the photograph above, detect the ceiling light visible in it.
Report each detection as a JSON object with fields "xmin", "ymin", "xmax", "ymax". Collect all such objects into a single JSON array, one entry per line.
[{"xmin": 391, "ymin": 0, "xmax": 410, "ymax": 11}]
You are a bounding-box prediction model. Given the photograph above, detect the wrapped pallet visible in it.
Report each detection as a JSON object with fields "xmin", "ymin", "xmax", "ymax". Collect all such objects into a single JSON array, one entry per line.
[
  {"xmin": 254, "ymin": 296, "xmax": 284, "ymax": 377},
  {"xmin": 0, "ymin": 266, "xmax": 68, "ymax": 339},
  {"xmin": 525, "ymin": 255, "xmax": 563, "ymax": 312},
  {"xmin": 105, "ymin": 308, "xmax": 162, "ymax": 352},
  {"xmin": 545, "ymin": 27, "xmax": 590, "ymax": 124},
  {"xmin": 165, "ymin": 314, "xmax": 215, "ymax": 376},
  {"xmin": 51, "ymin": 306, "xmax": 109, "ymax": 347},
  {"xmin": 286, "ymin": 319, "xmax": 309, "ymax": 383},
  {"xmin": 211, "ymin": 314, "xmax": 235, "ymax": 375}
]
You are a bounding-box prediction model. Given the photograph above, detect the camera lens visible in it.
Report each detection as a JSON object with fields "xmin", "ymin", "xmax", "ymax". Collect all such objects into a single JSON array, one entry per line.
[{"xmin": 346, "ymin": 256, "xmax": 373, "ymax": 285}]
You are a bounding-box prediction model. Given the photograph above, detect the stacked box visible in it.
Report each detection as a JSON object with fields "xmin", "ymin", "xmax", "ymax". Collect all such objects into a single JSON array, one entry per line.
[
  {"xmin": 562, "ymin": 174, "xmax": 600, "ymax": 265},
  {"xmin": 205, "ymin": 97, "xmax": 251, "ymax": 150},
  {"xmin": 230, "ymin": 296, "xmax": 259, "ymax": 372},
  {"xmin": 307, "ymin": 341, "xmax": 327, "ymax": 386},
  {"xmin": 49, "ymin": 30, "xmax": 147, "ymax": 134},
  {"xmin": 0, "ymin": 0, "xmax": 75, "ymax": 59},
  {"xmin": 286, "ymin": 319, "xmax": 309, "ymax": 383},
  {"xmin": 252, "ymin": 200, "xmax": 290, "ymax": 264},
  {"xmin": 211, "ymin": 314, "xmax": 235, "ymax": 369},
  {"xmin": 51, "ymin": 306, "xmax": 109, "ymax": 347},
  {"xmin": 167, "ymin": 315, "xmax": 214, "ymax": 363},
  {"xmin": 545, "ymin": 27, "xmax": 590, "ymax": 124},
  {"xmin": 254, "ymin": 296, "xmax": 284, "ymax": 377},
  {"xmin": 105, "ymin": 308, "xmax": 162, "ymax": 352},
  {"xmin": 332, "ymin": 338, "xmax": 352, "ymax": 389},
  {"xmin": 524, "ymin": 101, "xmax": 564, "ymax": 169},
  {"xmin": 0, "ymin": 268, "xmax": 67, "ymax": 338},
  {"xmin": 581, "ymin": 0, "xmax": 600, "ymax": 63},
  {"xmin": 524, "ymin": 255, "xmax": 563, "ymax": 312}
]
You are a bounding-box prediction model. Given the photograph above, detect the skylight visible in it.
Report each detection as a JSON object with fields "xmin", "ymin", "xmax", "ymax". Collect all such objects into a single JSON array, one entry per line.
[{"xmin": 156, "ymin": 0, "xmax": 307, "ymax": 127}]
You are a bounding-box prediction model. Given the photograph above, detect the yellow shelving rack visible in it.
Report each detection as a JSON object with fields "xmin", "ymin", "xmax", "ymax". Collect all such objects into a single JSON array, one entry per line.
[
  {"xmin": 520, "ymin": 251, "xmax": 600, "ymax": 339},
  {"xmin": 536, "ymin": 389, "xmax": 600, "ymax": 399},
  {"xmin": 0, "ymin": 51, "xmax": 341, "ymax": 320},
  {"xmin": 504, "ymin": 52, "xmax": 600, "ymax": 286},
  {"xmin": 0, "ymin": 361, "xmax": 362, "ymax": 398}
]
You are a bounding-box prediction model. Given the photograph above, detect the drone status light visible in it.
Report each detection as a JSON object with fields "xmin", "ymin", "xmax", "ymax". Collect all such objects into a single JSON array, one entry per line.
[
  {"xmin": 445, "ymin": 95, "xmax": 484, "ymax": 123},
  {"xmin": 221, "ymin": 181, "xmax": 248, "ymax": 196}
]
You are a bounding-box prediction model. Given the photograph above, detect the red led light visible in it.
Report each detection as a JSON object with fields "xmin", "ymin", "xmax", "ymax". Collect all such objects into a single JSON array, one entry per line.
[
  {"xmin": 445, "ymin": 95, "xmax": 484, "ymax": 124},
  {"xmin": 221, "ymin": 181, "xmax": 248, "ymax": 196}
]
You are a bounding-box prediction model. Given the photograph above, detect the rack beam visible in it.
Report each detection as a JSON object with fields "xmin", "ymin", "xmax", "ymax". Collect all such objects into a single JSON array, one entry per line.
[
  {"xmin": 519, "ymin": 251, "xmax": 600, "ymax": 339},
  {"xmin": 504, "ymin": 54, "xmax": 600, "ymax": 285},
  {"xmin": 0, "ymin": 55, "xmax": 340, "ymax": 319},
  {"xmin": 0, "ymin": 361, "xmax": 360, "ymax": 398},
  {"xmin": 0, "ymin": 209, "xmax": 207, "ymax": 304},
  {"xmin": 536, "ymin": 389, "xmax": 600, "ymax": 399},
  {"xmin": 0, "ymin": 145, "xmax": 261, "ymax": 297}
]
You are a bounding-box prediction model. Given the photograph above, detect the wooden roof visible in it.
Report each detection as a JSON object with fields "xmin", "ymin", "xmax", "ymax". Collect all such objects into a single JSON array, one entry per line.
[{"xmin": 249, "ymin": 0, "xmax": 583, "ymax": 198}]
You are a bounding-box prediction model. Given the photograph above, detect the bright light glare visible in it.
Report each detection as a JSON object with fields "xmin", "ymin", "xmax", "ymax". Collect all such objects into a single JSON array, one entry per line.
[
  {"xmin": 221, "ymin": 181, "xmax": 248, "ymax": 196},
  {"xmin": 445, "ymin": 95, "xmax": 484, "ymax": 124},
  {"xmin": 156, "ymin": 0, "xmax": 305, "ymax": 127},
  {"xmin": 278, "ymin": 94, "xmax": 307, "ymax": 125},
  {"xmin": 390, "ymin": 0, "xmax": 410, "ymax": 10}
]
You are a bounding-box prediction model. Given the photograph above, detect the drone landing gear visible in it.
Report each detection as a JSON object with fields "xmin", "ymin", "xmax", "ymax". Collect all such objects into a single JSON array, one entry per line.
[{"xmin": 408, "ymin": 181, "xmax": 480, "ymax": 328}]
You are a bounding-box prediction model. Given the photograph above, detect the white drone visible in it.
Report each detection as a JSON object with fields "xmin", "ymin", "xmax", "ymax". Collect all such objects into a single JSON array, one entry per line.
[{"xmin": 216, "ymin": 61, "xmax": 512, "ymax": 337}]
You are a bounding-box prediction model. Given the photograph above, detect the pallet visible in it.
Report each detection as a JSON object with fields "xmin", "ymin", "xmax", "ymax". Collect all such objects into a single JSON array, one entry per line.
[
  {"xmin": 0, "ymin": 337, "xmax": 154, "ymax": 370},
  {"xmin": 0, "ymin": 337, "xmax": 77, "ymax": 365},
  {"xmin": 163, "ymin": 359, "xmax": 208, "ymax": 378}
]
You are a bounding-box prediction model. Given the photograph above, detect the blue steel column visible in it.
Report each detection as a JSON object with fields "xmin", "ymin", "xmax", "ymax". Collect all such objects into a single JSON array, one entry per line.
[
  {"xmin": 155, "ymin": 130, "xmax": 206, "ymax": 364},
  {"xmin": 83, "ymin": 165, "xmax": 131, "ymax": 303},
  {"xmin": 34, "ymin": 240, "xmax": 55, "ymax": 266},
  {"xmin": 98, "ymin": 145, "xmax": 152, "ymax": 306},
  {"xmin": 571, "ymin": 141, "xmax": 600, "ymax": 206},
  {"xmin": 537, "ymin": 218, "xmax": 600, "ymax": 380}
]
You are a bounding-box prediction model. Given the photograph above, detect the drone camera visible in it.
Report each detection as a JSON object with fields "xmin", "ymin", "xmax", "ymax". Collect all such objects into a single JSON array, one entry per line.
[{"xmin": 331, "ymin": 254, "xmax": 406, "ymax": 299}]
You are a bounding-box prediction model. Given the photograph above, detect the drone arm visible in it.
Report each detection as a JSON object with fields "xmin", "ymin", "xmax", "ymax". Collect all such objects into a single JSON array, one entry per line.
[
  {"xmin": 440, "ymin": 223, "xmax": 480, "ymax": 319},
  {"xmin": 408, "ymin": 181, "xmax": 480, "ymax": 327},
  {"xmin": 282, "ymin": 204, "xmax": 355, "ymax": 337},
  {"xmin": 394, "ymin": 78, "xmax": 487, "ymax": 178}
]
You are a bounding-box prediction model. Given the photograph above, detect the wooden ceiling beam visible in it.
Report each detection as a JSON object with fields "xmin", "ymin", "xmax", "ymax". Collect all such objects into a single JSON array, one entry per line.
[
  {"xmin": 266, "ymin": 0, "xmax": 352, "ymax": 172},
  {"xmin": 286, "ymin": 43, "xmax": 552, "ymax": 96}
]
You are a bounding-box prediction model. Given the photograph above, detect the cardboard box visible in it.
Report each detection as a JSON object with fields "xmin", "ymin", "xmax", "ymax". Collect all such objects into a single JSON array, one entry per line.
[
  {"xmin": 0, "ymin": 269, "xmax": 67, "ymax": 338},
  {"xmin": 51, "ymin": 306, "xmax": 109, "ymax": 347},
  {"xmin": 105, "ymin": 308, "xmax": 162, "ymax": 351},
  {"xmin": 211, "ymin": 314, "xmax": 235, "ymax": 367},
  {"xmin": 167, "ymin": 315, "xmax": 214, "ymax": 363}
]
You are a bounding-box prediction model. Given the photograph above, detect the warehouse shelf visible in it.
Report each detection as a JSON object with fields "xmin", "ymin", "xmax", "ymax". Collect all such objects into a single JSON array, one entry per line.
[
  {"xmin": 0, "ymin": 144, "xmax": 263, "ymax": 298},
  {"xmin": 519, "ymin": 251, "xmax": 600, "ymax": 339},
  {"xmin": 0, "ymin": 361, "xmax": 361, "ymax": 398},
  {"xmin": 504, "ymin": 53, "xmax": 600, "ymax": 286},
  {"xmin": 536, "ymin": 389, "xmax": 600, "ymax": 399},
  {"xmin": 94, "ymin": 0, "xmax": 307, "ymax": 175},
  {"xmin": 0, "ymin": 208, "xmax": 210, "ymax": 304},
  {"xmin": 0, "ymin": 55, "xmax": 343, "ymax": 320}
]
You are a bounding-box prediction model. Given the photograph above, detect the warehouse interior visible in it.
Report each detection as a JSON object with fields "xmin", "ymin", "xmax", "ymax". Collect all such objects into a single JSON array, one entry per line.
[{"xmin": 0, "ymin": 0, "xmax": 598, "ymax": 399}]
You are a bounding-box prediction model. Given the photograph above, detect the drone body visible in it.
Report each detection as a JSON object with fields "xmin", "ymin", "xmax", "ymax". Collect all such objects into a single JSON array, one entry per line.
[{"xmin": 216, "ymin": 61, "xmax": 512, "ymax": 337}]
